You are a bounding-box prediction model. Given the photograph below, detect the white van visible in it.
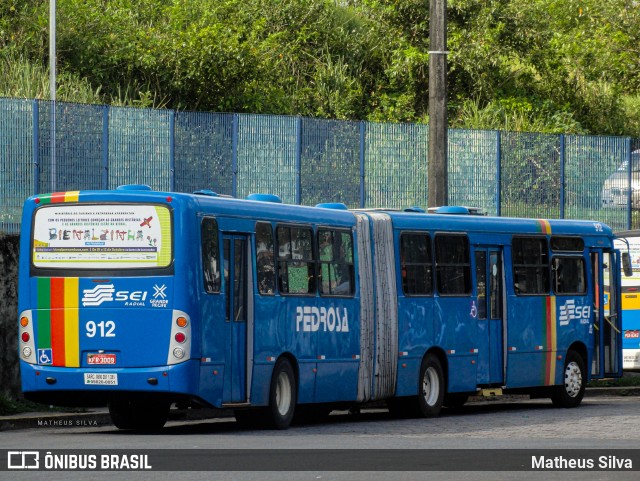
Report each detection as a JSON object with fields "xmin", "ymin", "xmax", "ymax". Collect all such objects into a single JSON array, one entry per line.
[{"xmin": 601, "ymin": 150, "xmax": 640, "ymax": 208}]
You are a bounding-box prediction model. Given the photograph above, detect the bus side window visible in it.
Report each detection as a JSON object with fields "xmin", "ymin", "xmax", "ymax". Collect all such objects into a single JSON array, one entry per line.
[
  {"xmin": 277, "ymin": 225, "xmax": 315, "ymax": 295},
  {"xmin": 512, "ymin": 237, "xmax": 549, "ymax": 295},
  {"xmin": 435, "ymin": 234, "xmax": 471, "ymax": 295},
  {"xmin": 553, "ymin": 257, "xmax": 587, "ymax": 294},
  {"xmin": 201, "ymin": 217, "xmax": 220, "ymax": 293},
  {"xmin": 400, "ymin": 232, "xmax": 433, "ymax": 296},
  {"xmin": 256, "ymin": 222, "xmax": 276, "ymax": 295},
  {"xmin": 318, "ymin": 229, "xmax": 354, "ymax": 296}
]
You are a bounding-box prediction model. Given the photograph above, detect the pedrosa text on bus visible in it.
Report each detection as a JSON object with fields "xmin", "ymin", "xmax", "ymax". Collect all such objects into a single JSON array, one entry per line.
[{"xmin": 295, "ymin": 306, "xmax": 350, "ymax": 333}]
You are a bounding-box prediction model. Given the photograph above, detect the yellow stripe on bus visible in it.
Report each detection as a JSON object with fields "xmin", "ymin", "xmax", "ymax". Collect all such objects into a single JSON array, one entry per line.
[
  {"xmin": 64, "ymin": 191, "xmax": 80, "ymax": 202},
  {"xmin": 622, "ymin": 294, "xmax": 640, "ymax": 310},
  {"xmin": 63, "ymin": 278, "xmax": 80, "ymax": 367}
]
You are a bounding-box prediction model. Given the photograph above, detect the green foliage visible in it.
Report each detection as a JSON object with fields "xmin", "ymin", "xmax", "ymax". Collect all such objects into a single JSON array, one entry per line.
[
  {"xmin": 452, "ymin": 98, "xmax": 586, "ymax": 134},
  {"xmin": 0, "ymin": 394, "xmax": 54, "ymax": 415},
  {"xmin": 0, "ymin": 47, "xmax": 101, "ymax": 102},
  {"xmin": 2, "ymin": 0, "xmax": 640, "ymax": 134}
]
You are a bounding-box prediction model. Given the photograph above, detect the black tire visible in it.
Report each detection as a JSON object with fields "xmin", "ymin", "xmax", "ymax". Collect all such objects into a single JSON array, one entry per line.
[
  {"xmin": 234, "ymin": 408, "xmax": 265, "ymax": 428},
  {"xmin": 292, "ymin": 404, "xmax": 331, "ymax": 425},
  {"xmin": 443, "ymin": 393, "xmax": 469, "ymax": 408},
  {"xmin": 387, "ymin": 396, "xmax": 421, "ymax": 418},
  {"xmin": 266, "ymin": 357, "xmax": 297, "ymax": 429},
  {"xmin": 417, "ymin": 353, "xmax": 445, "ymax": 417},
  {"xmin": 109, "ymin": 399, "xmax": 169, "ymax": 431},
  {"xmin": 551, "ymin": 350, "xmax": 586, "ymax": 408}
]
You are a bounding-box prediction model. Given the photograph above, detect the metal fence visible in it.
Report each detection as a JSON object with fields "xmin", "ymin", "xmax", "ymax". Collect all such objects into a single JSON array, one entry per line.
[{"xmin": 1, "ymin": 97, "xmax": 639, "ymax": 234}]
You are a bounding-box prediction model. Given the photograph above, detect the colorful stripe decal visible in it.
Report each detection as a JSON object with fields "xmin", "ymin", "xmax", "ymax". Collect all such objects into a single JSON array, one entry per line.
[
  {"xmin": 36, "ymin": 278, "xmax": 52, "ymax": 351},
  {"xmin": 545, "ymin": 296, "xmax": 557, "ymax": 385},
  {"xmin": 64, "ymin": 278, "xmax": 80, "ymax": 367},
  {"xmin": 538, "ymin": 219, "xmax": 552, "ymax": 234},
  {"xmin": 50, "ymin": 277, "xmax": 66, "ymax": 366},
  {"xmin": 35, "ymin": 278, "xmax": 80, "ymax": 367},
  {"xmin": 38, "ymin": 191, "xmax": 80, "ymax": 204}
]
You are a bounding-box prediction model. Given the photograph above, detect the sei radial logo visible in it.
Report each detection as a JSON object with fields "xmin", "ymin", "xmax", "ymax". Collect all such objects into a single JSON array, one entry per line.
[
  {"xmin": 82, "ymin": 284, "xmax": 115, "ymax": 306},
  {"xmin": 559, "ymin": 299, "xmax": 591, "ymax": 327},
  {"xmin": 81, "ymin": 284, "xmax": 168, "ymax": 308}
]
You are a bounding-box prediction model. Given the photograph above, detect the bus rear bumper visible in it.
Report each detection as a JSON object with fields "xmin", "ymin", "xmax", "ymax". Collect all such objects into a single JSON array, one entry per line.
[{"xmin": 20, "ymin": 359, "xmax": 200, "ymax": 406}]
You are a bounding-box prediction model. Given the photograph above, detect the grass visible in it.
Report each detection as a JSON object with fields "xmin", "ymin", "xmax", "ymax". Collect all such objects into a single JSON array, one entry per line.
[
  {"xmin": 587, "ymin": 373, "xmax": 640, "ymax": 388},
  {"xmin": 0, "ymin": 48, "xmax": 101, "ymax": 103},
  {"xmin": 0, "ymin": 394, "xmax": 85, "ymax": 416}
]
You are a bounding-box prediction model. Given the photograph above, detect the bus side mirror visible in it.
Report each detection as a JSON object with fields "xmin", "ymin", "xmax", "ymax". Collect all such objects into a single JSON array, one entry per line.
[{"xmin": 622, "ymin": 251, "xmax": 633, "ymax": 277}]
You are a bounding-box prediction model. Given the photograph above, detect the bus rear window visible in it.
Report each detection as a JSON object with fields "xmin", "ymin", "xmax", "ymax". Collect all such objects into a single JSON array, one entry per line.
[{"xmin": 32, "ymin": 204, "xmax": 172, "ymax": 269}]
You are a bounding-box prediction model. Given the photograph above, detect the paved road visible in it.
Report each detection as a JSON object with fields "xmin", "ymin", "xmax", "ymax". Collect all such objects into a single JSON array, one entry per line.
[{"xmin": 1, "ymin": 395, "xmax": 639, "ymax": 481}]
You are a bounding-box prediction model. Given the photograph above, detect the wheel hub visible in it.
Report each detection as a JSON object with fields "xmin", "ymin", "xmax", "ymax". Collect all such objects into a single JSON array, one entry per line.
[
  {"xmin": 422, "ymin": 366, "xmax": 440, "ymax": 406},
  {"xmin": 276, "ymin": 372, "xmax": 292, "ymax": 415},
  {"xmin": 564, "ymin": 361, "xmax": 582, "ymax": 398}
]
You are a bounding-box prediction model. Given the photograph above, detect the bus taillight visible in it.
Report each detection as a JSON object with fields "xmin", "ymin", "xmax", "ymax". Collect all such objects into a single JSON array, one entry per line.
[
  {"xmin": 19, "ymin": 310, "xmax": 36, "ymax": 364},
  {"xmin": 176, "ymin": 317, "xmax": 188, "ymax": 328},
  {"xmin": 173, "ymin": 348, "xmax": 185, "ymax": 359},
  {"xmin": 167, "ymin": 310, "xmax": 191, "ymax": 365}
]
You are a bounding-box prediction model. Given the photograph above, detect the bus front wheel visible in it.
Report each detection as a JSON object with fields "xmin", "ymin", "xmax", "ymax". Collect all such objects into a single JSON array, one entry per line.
[
  {"xmin": 418, "ymin": 353, "xmax": 444, "ymax": 417},
  {"xmin": 551, "ymin": 350, "xmax": 586, "ymax": 408},
  {"xmin": 267, "ymin": 357, "xmax": 297, "ymax": 430}
]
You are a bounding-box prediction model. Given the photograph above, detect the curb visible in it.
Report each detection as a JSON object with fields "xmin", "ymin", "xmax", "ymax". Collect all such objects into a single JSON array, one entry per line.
[
  {"xmin": 584, "ymin": 386, "xmax": 640, "ymax": 397},
  {"xmin": 0, "ymin": 407, "xmax": 232, "ymax": 432}
]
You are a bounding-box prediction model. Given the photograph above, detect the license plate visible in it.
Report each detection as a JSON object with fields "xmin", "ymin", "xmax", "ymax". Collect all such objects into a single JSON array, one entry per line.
[
  {"xmin": 87, "ymin": 353, "xmax": 117, "ymax": 365},
  {"xmin": 84, "ymin": 373, "xmax": 118, "ymax": 386}
]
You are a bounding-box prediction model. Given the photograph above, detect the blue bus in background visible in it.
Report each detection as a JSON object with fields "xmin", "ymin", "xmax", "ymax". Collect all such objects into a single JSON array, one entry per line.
[
  {"xmin": 18, "ymin": 186, "xmax": 623, "ymax": 430},
  {"xmin": 614, "ymin": 231, "xmax": 640, "ymax": 371}
]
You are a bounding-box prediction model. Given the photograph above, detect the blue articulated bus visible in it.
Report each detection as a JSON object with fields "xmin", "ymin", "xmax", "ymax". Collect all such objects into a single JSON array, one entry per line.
[{"xmin": 18, "ymin": 186, "xmax": 623, "ymax": 430}]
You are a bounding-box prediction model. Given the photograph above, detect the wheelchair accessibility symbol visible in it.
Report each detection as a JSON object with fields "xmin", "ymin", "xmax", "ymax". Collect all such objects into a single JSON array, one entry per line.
[{"xmin": 38, "ymin": 349, "xmax": 52, "ymax": 365}]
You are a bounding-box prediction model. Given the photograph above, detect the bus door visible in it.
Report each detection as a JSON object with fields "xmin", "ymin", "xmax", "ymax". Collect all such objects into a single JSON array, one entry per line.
[
  {"xmin": 474, "ymin": 247, "xmax": 505, "ymax": 385},
  {"xmin": 222, "ymin": 234, "xmax": 252, "ymax": 403},
  {"xmin": 590, "ymin": 249, "xmax": 622, "ymax": 377}
]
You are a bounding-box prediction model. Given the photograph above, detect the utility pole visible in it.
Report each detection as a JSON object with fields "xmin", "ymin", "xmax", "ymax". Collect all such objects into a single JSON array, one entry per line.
[
  {"xmin": 50, "ymin": 0, "xmax": 57, "ymax": 191},
  {"xmin": 428, "ymin": 0, "xmax": 447, "ymax": 208}
]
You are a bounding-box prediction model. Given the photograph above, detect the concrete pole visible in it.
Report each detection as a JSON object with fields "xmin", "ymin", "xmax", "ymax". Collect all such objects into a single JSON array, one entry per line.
[
  {"xmin": 50, "ymin": 0, "xmax": 57, "ymax": 191},
  {"xmin": 428, "ymin": 0, "xmax": 448, "ymax": 208}
]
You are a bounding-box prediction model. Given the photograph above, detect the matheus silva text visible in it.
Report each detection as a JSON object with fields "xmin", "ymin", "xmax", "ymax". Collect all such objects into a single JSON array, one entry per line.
[
  {"xmin": 532, "ymin": 456, "xmax": 633, "ymax": 470},
  {"xmin": 38, "ymin": 419, "xmax": 99, "ymax": 427}
]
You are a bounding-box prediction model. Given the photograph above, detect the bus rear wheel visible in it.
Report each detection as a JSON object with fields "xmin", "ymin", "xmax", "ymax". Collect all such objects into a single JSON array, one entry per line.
[
  {"xmin": 551, "ymin": 350, "xmax": 586, "ymax": 408},
  {"xmin": 109, "ymin": 399, "xmax": 170, "ymax": 431},
  {"xmin": 443, "ymin": 393, "xmax": 469, "ymax": 408},
  {"xmin": 418, "ymin": 354, "xmax": 445, "ymax": 417},
  {"xmin": 266, "ymin": 357, "xmax": 297, "ymax": 430}
]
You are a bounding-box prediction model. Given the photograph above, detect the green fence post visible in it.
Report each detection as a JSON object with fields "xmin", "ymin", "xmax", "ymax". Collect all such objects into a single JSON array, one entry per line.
[
  {"xmin": 102, "ymin": 105, "xmax": 109, "ymax": 189},
  {"xmin": 33, "ymin": 100, "xmax": 40, "ymax": 195},
  {"xmin": 232, "ymin": 114, "xmax": 238, "ymax": 198},
  {"xmin": 360, "ymin": 121, "xmax": 365, "ymax": 208},
  {"xmin": 296, "ymin": 116, "xmax": 302, "ymax": 205},
  {"xmin": 495, "ymin": 130, "xmax": 501, "ymax": 217},
  {"xmin": 560, "ymin": 134, "xmax": 565, "ymax": 219},
  {"xmin": 627, "ymin": 137, "xmax": 632, "ymax": 230}
]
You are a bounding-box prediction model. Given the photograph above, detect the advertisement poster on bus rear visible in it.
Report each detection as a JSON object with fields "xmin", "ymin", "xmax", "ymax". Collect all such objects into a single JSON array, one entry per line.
[{"xmin": 32, "ymin": 204, "xmax": 172, "ymax": 269}]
